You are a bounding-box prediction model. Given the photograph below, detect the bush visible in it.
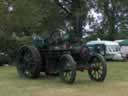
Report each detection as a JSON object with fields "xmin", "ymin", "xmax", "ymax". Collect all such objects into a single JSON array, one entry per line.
[{"xmin": 0, "ymin": 32, "xmax": 32, "ymax": 64}]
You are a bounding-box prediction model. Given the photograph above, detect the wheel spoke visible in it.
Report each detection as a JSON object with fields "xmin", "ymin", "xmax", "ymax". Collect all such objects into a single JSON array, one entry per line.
[
  {"xmin": 16, "ymin": 46, "xmax": 41, "ymax": 78},
  {"xmin": 88, "ymin": 55, "xmax": 106, "ymax": 81},
  {"xmin": 67, "ymin": 72, "xmax": 72, "ymax": 80},
  {"xmin": 60, "ymin": 55, "xmax": 76, "ymax": 83},
  {"xmin": 64, "ymin": 72, "xmax": 68, "ymax": 78},
  {"xmin": 98, "ymin": 71, "xmax": 102, "ymax": 78},
  {"xmin": 93, "ymin": 71, "xmax": 97, "ymax": 78},
  {"xmin": 18, "ymin": 48, "xmax": 33, "ymax": 76}
]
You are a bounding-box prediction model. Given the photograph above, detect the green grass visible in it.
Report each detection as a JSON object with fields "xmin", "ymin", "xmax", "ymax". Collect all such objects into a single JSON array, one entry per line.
[{"xmin": 0, "ymin": 61, "xmax": 128, "ymax": 96}]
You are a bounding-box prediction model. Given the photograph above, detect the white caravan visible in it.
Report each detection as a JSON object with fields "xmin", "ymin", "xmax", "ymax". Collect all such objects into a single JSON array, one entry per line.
[
  {"xmin": 115, "ymin": 40, "xmax": 128, "ymax": 59},
  {"xmin": 86, "ymin": 40, "xmax": 123, "ymax": 60}
]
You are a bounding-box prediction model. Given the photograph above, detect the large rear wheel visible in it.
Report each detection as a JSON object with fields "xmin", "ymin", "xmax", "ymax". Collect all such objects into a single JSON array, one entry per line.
[
  {"xmin": 16, "ymin": 46, "xmax": 41, "ymax": 78},
  {"xmin": 59, "ymin": 54, "xmax": 76, "ymax": 84},
  {"xmin": 88, "ymin": 54, "xmax": 107, "ymax": 81}
]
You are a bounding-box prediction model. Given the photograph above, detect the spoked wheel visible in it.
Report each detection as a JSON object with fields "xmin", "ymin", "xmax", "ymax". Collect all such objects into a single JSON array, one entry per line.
[
  {"xmin": 59, "ymin": 54, "xmax": 76, "ymax": 84},
  {"xmin": 16, "ymin": 46, "xmax": 41, "ymax": 78},
  {"xmin": 88, "ymin": 54, "xmax": 107, "ymax": 82}
]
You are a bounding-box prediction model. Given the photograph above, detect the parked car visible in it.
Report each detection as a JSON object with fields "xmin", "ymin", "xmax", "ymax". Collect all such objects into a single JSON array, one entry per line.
[
  {"xmin": 126, "ymin": 54, "xmax": 128, "ymax": 59},
  {"xmin": 0, "ymin": 52, "xmax": 12, "ymax": 66}
]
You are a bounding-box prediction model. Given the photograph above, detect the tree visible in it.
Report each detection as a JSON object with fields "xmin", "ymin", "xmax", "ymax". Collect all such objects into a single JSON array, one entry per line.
[
  {"xmin": 55, "ymin": 0, "xmax": 88, "ymax": 42},
  {"xmin": 0, "ymin": 0, "xmax": 65, "ymax": 36},
  {"xmin": 85, "ymin": 0, "xmax": 128, "ymax": 40}
]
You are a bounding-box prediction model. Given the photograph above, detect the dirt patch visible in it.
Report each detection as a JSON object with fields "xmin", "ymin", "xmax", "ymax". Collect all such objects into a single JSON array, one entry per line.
[
  {"xmin": 33, "ymin": 88, "xmax": 128, "ymax": 96},
  {"xmin": 32, "ymin": 82, "xmax": 128, "ymax": 96}
]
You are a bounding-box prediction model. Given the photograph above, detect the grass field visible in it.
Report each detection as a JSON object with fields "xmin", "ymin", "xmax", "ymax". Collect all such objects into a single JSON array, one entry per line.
[{"xmin": 0, "ymin": 62, "xmax": 128, "ymax": 96}]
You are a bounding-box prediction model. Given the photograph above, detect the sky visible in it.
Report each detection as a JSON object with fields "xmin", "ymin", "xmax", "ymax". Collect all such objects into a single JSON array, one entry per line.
[{"xmin": 85, "ymin": 8, "xmax": 103, "ymax": 32}]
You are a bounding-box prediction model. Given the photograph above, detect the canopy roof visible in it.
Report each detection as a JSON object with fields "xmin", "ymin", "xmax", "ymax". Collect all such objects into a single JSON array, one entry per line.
[
  {"xmin": 119, "ymin": 39, "xmax": 128, "ymax": 46},
  {"xmin": 87, "ymin": 40, "xmax": 119, "ymax": 46}
]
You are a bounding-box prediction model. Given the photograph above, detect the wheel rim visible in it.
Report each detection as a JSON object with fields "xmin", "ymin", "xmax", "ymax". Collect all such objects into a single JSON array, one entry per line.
[
  {"xmin": 90, "ymin": 57, "xmax": 105, "ymax": 80},
  {"xmin": 62, "ymin": 61, "xmax": 73, "ymax": 81},
  {"xmin": 17, "ymin": 47, "xmax": 34, "ymax": 77},
  {"xmin": 60, "ymin": 57, "xmax": 76, "ymax": 83}
]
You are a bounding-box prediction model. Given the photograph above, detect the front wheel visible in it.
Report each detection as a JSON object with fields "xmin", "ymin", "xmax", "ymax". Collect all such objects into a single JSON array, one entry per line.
[
  {"xmin": 88, "ymin": 54, "xmax": 107, "ymax": 82},
  {"xmin": 59, "ymin": 54, "xmax": 76, "ymax": 84}
]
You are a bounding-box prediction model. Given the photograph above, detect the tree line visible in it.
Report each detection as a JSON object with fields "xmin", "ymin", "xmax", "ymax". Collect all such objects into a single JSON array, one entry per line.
[{"xmin": 0, "ymin": 0, "xmax": 127, "ymax": 56}]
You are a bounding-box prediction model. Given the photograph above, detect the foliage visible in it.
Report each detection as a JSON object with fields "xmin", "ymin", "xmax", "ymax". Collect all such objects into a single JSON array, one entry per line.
[
  {"xmin": 0, "ymin": 0, "xmax": 65, "ymax": 35},
  {"xmin": 0, "ymin": 31, "xmax": 33, "ymax": 62},
  {"xmin": 86, "ymin": 0, "xmax": 128, "ymax": 40},
  {"xmin": 0, "ymin": 0, "xmax": 128, "ymax": 52}
]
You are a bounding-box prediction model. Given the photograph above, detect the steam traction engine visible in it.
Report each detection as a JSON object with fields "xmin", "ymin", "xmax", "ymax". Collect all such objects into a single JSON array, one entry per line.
[{"xmin": 16, "ymin": 0, "xmax": 107, "ymax": 84}]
